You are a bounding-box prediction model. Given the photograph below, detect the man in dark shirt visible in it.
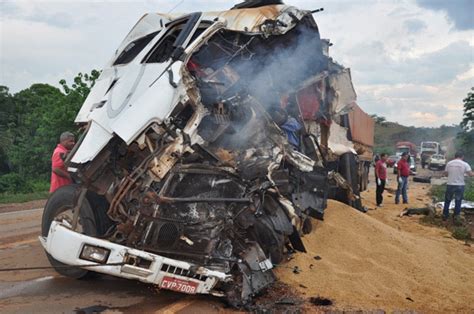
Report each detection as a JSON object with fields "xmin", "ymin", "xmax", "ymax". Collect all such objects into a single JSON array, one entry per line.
[
  {"xmin": 395, "ymin": 152, "xmax": 410, "ymax": 204},
  {"xmin": 271, "ymin": 108, "xmax": 302, "ymax": 149},
  {"xmin": 375, "ymin": 153, "xmax": 388, "ymax": 207}
]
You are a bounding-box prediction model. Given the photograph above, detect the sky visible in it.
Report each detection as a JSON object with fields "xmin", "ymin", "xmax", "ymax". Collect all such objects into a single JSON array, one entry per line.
[{"xmin": 0, "ymin": 0, "xmax": 473, "ymax": 127}]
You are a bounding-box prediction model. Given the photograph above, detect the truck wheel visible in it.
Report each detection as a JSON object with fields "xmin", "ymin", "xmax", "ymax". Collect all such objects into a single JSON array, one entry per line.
[
  {"xmin": 358, "ymin": 163, "xmax": 367, "ymax": 192},
  {"xmin": 336, "ymin": 153, "xmax": 362, "ymax": 210},
  {"xmin": 41, "ymin": 185, "xmax": 98, "ymax": 279},
  {"xmin": 363, "ymin": 164, "xmax": 369, "ymax": 191}
]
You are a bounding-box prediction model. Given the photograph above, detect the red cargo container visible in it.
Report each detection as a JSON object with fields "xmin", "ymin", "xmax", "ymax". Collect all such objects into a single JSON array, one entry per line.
[{"xmin": 348, "ymin": 103, "xmax": 374, "ymax": 148}]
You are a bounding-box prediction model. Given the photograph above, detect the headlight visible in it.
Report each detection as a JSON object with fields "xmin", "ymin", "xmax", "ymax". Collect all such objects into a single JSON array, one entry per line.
[{"xmin": 80, "ymin": 244, "xmax": 110, "ymax": 263}]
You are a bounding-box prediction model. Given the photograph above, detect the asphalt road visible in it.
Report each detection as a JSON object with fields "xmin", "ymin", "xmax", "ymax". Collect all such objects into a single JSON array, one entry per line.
[{"xmin": 0, "ymin": 208, "xmax": 227, "ymax": 313}]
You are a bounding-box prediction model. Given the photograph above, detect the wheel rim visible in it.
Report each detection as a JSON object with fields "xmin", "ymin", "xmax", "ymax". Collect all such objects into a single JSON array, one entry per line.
[{"xmin": 53, "ymin": 205, "xmax": 84, "ymax": 233}]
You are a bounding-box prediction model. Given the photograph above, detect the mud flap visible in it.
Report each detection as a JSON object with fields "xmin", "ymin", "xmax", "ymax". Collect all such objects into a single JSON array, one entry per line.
[
  {"xmin": 291, "ymin": 168, "xmax": 329, "ymax": 219},
  {"xmin": 233, "ymin": 243, "xmax": 275, "ymax": 307},
  {"xmin": 288, "ymin": 226, "xmax": 306, "ymax": 252}
]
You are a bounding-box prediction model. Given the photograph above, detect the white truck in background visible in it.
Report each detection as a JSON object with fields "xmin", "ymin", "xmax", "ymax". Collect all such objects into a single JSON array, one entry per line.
[{"xmin": 420, "ymin": 141, "xmax": 440, "ymax": 169}]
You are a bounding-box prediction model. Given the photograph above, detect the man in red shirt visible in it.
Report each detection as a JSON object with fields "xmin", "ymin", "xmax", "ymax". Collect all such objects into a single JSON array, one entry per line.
[
  {"xmin": 395, "ymin": 152, "xmax": 410, "ymax": 204},
  {"xmin": 50, "ymin": 132, "xmax": 75, "ymax": 193},
  {"xmin": 375, "ymin": 153, "xmax": 388, "ymax": 207}
]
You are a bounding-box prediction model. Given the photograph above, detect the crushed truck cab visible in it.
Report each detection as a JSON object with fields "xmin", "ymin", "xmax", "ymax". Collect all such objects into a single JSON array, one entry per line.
[{"xmin": 41, "ymin": 1, "xmax": 373, "ymax": 307}]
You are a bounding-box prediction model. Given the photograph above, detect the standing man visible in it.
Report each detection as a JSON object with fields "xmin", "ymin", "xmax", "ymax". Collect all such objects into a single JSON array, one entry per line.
[
  {"xmin": 50, "ymin": 132, "xmax": 75, "ymax": 193},
  {"xmin": 375, "ymin": 153, "xmax": 388, "ymax": 207},
  {"xmin": 443, "ymin": 151, "xmax": 473, "ymax": 222},
  {"xmin": 395, "ymin": 152, "xmax": 410, "ymax": 204}
]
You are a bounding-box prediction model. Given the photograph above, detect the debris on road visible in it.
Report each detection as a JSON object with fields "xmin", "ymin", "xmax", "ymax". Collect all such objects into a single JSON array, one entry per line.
[
  {"xmin": 310, "ymin": 296, "xmax": 333, "ymax": 306},
  {"xmin": 413, "ymin": 176, "xmax": 431, "ymax": 183},
  {"xmin": 399, "ymin": 207, "xmax": 434, "ymax": 217},
  {"xmin": 436, "ymin": 200, "xmax": 474, "ymax": 210},
  {"xmin": 292, "ymin": 266, "xmax": 301, "ymax": 274}
]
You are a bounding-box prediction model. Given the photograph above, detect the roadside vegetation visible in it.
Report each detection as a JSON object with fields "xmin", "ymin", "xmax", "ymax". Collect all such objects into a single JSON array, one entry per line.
[
  {"xmin": 0, "ymin": 71, "xmax": 98, "ymax": 203},
  {"xmin": 430, "ymin": 178, "xmax": 474, "ymax": 202},
  {"xmin": 420, "ymin": 212, "xmax": 472, "ymax": 242},
  {"xmin": 416, "ymin": 89, "xmax": 473, "ymax": 241},
  {"xmin": 0, "ymin": 191, "xmax": 50, "ymax": 204},
  {"xmin": 424, "ymin": 177, "xmax": 474, "ymax": 242}
]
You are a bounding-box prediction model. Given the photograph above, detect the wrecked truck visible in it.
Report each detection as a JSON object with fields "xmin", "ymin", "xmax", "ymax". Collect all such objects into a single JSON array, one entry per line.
[{"xmin": 40, "ymin": 1, "xmax": 372, "ymax": 307}]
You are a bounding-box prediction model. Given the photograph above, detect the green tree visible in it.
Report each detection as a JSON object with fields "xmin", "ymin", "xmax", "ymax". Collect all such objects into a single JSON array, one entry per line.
[
  {"xmin": 0, "ymin": 70, "xmax": 100, "ymax": 193},
  {"xmin": 370, "ymin": 114, "xmax": 387, "ymax": 126},
  {"xmin": 0, "ymin": 86, "xmax": 14, "ymax": 174},
  {"xmin": 457, "ymin": 88, "xmax": 474, "ymax": 161},
  {"xmin": 8, "ymin": 84, "xmax": 66, "ymax": 179},
  {"xmin": 461, "ymin": 88, "xmax": 474, "ymax": 131}
]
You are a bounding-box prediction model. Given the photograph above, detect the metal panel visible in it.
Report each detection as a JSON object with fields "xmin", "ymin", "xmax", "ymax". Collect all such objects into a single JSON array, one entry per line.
[{"xmin": 348, "ymin": 102, "xmax": 374, "ymax": 147}]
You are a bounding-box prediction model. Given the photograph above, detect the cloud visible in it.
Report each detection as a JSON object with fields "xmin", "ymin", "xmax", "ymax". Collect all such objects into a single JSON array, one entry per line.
[
  {"xmin": 404, "ymin": 18, "xmax": 427, "ymax": 33},
  {"xmin": 356, "ymin": 78, "xmax": 470, "ymax": 127},
  {"xmin": 415, "ymin": 0, "xmax": 474, "ymax": 30},
  {"xmin": 349, "ymin": 40, "xmax": 473, "ymax": 85},
  {"xmin": 410, "ymin": 111, "xmax": 440, "ymax": 124},
  {"xmin": 0, "ymin": 0, "xmax": 472, "ymax": 128}
]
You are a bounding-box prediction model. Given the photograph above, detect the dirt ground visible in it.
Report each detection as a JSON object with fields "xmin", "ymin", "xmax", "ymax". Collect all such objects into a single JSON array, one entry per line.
[{"xmin": 276, "ymin": 169, "xmax": 474, "ymax": 313}]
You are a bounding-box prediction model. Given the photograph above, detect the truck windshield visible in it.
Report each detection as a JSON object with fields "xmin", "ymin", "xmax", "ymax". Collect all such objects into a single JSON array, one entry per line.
[
  {"xmin": 422, "ymin": 143, "xmax": 437, "ymax": 149},
  {"xmin": 143, "ymin": 13, "xmax": 206, "ymax": 64},
  {"xmin": 114, "ymin": 31, "xmax": 160, "ymax": 65}
]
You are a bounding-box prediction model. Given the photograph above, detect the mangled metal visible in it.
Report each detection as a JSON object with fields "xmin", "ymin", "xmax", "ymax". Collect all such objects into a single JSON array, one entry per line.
[{"xmin": 41, "ymin": 2, "xmax": 373, "ymax": 308}]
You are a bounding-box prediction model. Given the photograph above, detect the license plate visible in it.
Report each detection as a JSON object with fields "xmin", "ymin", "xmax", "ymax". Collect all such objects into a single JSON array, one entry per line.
[{"xmin": 160, "ymin": 276, "xmax": 198, "ymax": 294}]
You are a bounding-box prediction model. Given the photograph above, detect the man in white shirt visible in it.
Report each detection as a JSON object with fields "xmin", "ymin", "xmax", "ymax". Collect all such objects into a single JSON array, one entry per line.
[{"xmin": 443, "ymin": 151, "xmax": 473, "ymax": 222}]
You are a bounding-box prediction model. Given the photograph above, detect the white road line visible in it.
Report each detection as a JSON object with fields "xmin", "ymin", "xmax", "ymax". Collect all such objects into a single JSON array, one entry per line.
[
  {"xmin": 158, "ymin": 297, "xmax": 197, "ymax": 314},
  {"xmin": 0, "ymin": 208, "xmax": 43, "ymax": 217}
]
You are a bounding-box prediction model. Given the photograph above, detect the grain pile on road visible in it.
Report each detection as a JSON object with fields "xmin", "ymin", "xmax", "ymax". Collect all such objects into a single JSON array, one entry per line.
[{"xmin": 276, "ymin": 199, "xmax": 474, "ymax": 313}]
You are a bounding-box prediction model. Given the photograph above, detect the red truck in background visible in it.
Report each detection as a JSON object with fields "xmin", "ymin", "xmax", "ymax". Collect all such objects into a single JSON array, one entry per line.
[{"xmin": 395, "ymin": 141, "xmax": 417, "ymax": 159}]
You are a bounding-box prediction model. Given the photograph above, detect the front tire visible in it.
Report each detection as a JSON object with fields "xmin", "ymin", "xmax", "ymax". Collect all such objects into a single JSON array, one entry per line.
[{"xmin": 41, "ymin": 185, "xmax": 98, "ymax": 279}]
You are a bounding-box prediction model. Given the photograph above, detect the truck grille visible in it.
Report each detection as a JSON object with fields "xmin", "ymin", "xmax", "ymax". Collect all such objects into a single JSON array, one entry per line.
[{"xmin": 160, "ymin": 263, "xmax": 208, "ymax": 281}]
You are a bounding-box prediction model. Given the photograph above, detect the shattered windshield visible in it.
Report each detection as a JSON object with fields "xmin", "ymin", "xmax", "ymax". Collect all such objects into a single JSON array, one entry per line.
[{"xmin": 113, "ymin": 31, "xmax": 159, "ymax": 65}]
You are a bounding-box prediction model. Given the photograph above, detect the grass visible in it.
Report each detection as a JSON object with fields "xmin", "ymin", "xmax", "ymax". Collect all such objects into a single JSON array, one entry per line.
[
  {"xmin": 423, "ymin": 179, "xmax": 474, "ymax": 242},
  {"xmin": 430, "ymin": 177, "xmax": 474, "ymax": 202},
  {"xmin": 0, "ymin": 191, "xmax": 49, "ymax": 204},
  {"xmin": 452, "ymin": 227, "xmax": 471, "ymax": 241},
  {"xmin": 420, "ymin": 213, "xmax": 472, "ymax": 242},
  {"xmin": 421, "ymin": 179, "xmax": 473, "ymax": 242}
]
